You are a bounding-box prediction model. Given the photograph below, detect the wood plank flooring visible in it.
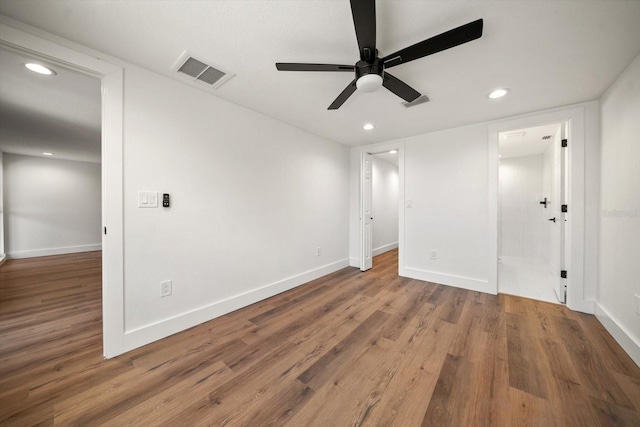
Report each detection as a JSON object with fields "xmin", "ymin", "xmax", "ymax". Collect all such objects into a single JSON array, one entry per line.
[{"xmin": 1, "ymin": 249, "xmax": 639, "ymax": 426}]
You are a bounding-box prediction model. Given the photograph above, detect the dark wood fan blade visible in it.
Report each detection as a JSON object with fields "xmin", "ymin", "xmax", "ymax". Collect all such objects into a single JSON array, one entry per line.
[
  {"xmin": 350, "ymin": 0, "xmax": 376, "ymax": 62},
  {"xmin": 328, "ymin": 79, "xmax": 358, "ymax": 110},
  {"xmin": 276, "ymin": 63, "xmax": 355, "ymax": 72},
  {"xmin": 382, "ymin": 73, "xmax": 421, "ymax": 102},
  {"xmin": 382, "ymin": 19, "xmax": 483, "ymax": 68}
]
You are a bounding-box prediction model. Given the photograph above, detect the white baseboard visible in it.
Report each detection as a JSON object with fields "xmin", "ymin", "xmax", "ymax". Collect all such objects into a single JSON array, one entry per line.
[
  {"xmin": 122, "ymin": 258, "xmax": 350, "ymax": 352},
  {"xmin": 0, "ymin": 254, "xmax": 6, "ymax": 268},
  {"xmin": 595, "ymin": 303, "xmax": 640, "ymax": 367},
  {"xmin": 403, "ymin": 267, "xmax": 493, "ymax": 294},
  {"xmin": 349, "ymin": 257, "xmax": 359, "ymax": 268},
  {"xmin": 8, "ymin": 244, "xmax": 102, "ymax": 259},
  {"xmin": 372, "ymin": 242, "xmax": 398, "ymax": 257}
]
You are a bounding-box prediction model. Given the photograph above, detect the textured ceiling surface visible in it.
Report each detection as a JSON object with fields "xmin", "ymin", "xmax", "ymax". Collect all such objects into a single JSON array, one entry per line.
[
  {"xmin": 0, "ymin": 46, "xmax": 101, "ymax": 162},
  {"xmin": 1, "ymin": 0, "xmax": 640, "ymax": 150},
  {"xmin": 499, "ymin": 123, "xmax": 560, "ymax": 159}
]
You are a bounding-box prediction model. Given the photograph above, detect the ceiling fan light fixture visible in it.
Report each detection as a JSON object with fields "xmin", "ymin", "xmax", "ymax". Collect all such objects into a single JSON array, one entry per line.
[
  {"xmin": 356, "ymin": 74, "xmax": 383, "ymax": 93},
  {"xmin": 488, "ymin": 88, "xmax": 510, "ymax": 99}
]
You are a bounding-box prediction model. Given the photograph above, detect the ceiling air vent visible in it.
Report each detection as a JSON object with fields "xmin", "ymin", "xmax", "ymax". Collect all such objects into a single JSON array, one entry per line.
[
  {"xmin": 541, "ymin": 135, "xmax": 552, "ymax": 140},
  {"xmin": 173, "ymin": 52, "xmax": 234, "ymax": 90},
  {"xmin": 402, "ymin": 95, "xmax": 430, "ymax": 108}
]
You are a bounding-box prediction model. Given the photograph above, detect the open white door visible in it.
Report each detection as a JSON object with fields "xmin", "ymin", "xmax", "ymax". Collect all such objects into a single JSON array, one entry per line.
[
  {"xmin": 360, "ymin": 153, "xmax": 373, "ymax": 271},
  {"xmin": 551, "ymin": 124, "xmax": 568, "ymax": 303}
]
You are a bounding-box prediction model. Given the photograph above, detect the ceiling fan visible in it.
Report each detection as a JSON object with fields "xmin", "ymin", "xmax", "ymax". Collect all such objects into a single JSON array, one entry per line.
[{"xmin": 275, "ymin": 0, "xmax": 483, "ymax": 110}]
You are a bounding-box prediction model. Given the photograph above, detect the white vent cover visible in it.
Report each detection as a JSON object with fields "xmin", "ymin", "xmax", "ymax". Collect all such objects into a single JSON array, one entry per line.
[{"xmin": 173, "ymin": 52, "xmax": 234, "ymax": 90}]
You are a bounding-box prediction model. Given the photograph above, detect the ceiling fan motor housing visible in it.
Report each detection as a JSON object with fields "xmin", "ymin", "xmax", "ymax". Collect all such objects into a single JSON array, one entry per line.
[{"xmin": 355, "ymin": 58, "xmax": 383, "ymax": 92}]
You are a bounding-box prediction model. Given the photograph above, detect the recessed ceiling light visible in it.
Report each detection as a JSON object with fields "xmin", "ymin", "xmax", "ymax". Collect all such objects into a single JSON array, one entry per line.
[
  {"xmin": 42, "ymin": 152, "xmax": 54, "ymax": 156},
  {"xmin": 488, "ymin": 88, "xmax": 509, "ymax": 99},
  {"xmin": 389, "ymin": 150, "xmax": 397, "ymax": 154},
  {"xmin": 25, "ymin": 63, "xmax": 56, "ymax": 76},
  {"xmin": 363, "ymin": 123, "xmax": 374, "ymax": 130}
]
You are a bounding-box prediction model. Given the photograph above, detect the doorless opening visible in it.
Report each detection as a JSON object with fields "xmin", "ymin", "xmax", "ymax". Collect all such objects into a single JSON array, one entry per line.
[
  {"xmin": 0, "ymin": 23, "xmax": 125, "ymax": 357},
  {"xmin": 497, "ymin": 121, "xmax": 568, "ymax": 304}
]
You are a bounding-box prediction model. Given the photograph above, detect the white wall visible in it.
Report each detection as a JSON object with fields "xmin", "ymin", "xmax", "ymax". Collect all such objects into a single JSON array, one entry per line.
[
  {"xmin": 402, "ymin": 123, "xmax": 492, "ymax": 292},
  {"xmin": 121, "ymin": 64, "xmax": 350, "ymax": 338},
  {"xmin": 597, "ymin": 52, "xmax": 640, "ymax": 365},
  {"xmin": 499, "ymin": 154, "xmax": 547, "ymax": 263},
  {"xmin": 0, "ymin": 151, "xmax": 6, "ymax": 265},
  {"xmin": 0, "ymin": 151, "xmax": 4, "ymax": 263},
  {"xmin": 371, "ymin": 156, "xmax": 398, "ymax": 255},
  {"xmin": 3, "ymin": 153, "xmax": 101, "ymax": 258}
]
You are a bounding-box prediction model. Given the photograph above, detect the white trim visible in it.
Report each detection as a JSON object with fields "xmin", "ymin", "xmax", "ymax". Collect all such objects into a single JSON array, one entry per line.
[
  {"xmin": 403, "ymin": 267, "xmax": 492, "ymax": 294},
  {"xmin": 595, "ymin": 304, "xmax": 640, "ymax": 367},
  {"xmin": 122, "ymin": 258, "xmax": 349, "ymax": 352},
  {"xmin": 8, "ymin": 244, "xmax": 102, "ymax": 259},
  {"xmin": 352, "ymin": 140, "xmax": 406, "ymax": 277},
  {"xmin": 488, "ymin": 105, "xmax": 593, "ymax": 314},
  {"xmin": 0, "ymin": 254, "xmax": 6, "ymax": 268},
  {"xmin": 372, "ymin": 242, "xmax": 398, "ymax": 257},
  {"xmin": 0, "ymin": 22, "xmax": 126, "ymax": 358}
]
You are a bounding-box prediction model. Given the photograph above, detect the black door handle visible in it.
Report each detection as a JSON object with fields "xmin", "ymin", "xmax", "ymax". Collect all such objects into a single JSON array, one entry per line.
[{"xmin": 548, "ymin": 217, "xmax": 556, "ymax": 223}]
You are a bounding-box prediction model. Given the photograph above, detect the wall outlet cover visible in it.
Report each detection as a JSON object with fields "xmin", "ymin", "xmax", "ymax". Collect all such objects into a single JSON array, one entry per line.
[
  {"xmin": 160, "ymin": 280, "xmax": 172, "ymax": 297},
  {"xmin": 635, "ymin": 294, "xmax": 640, "ymax": 316}
]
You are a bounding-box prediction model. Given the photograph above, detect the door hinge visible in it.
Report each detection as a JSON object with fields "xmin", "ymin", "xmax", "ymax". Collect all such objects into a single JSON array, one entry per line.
[
  {"xmin": 561, "ymin": 204, "xmax": 568, "ymax": 213},
  {"xmin": 561, "ymin": 139, "xmax": 568, "ymax": 147},
  {"xmin": 561, "ymin": 270, "xmax": 567, "ymax": 279},
  {"xmin": 104, "ymin": 226, "xmax": 107, "ymax": 235}
]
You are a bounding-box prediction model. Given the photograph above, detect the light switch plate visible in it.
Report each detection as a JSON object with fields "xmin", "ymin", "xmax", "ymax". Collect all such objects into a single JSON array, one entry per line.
[
  {"xmin": 635, "ymin": 294, "xmax": 640, "ymax": 316},
  {"xmin": 138, "ymin": 191, "xmax": 158, "ymax": 208}
]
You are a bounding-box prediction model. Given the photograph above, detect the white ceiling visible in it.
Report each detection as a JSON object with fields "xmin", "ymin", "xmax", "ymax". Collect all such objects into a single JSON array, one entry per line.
[
  {"xmin": 499, "ymin": 123, "xmax": 560, "ymax": 159},
  {"xmin": 0, "ymin": 46, "xmax": 101, "ymax": 162},
  {"xmin": 1, "ymin": 1, "xmax": 639, "ymax": 149}
]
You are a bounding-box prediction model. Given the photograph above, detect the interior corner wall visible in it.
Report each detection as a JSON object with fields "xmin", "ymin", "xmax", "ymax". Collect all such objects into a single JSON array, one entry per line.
[
  {"xmin": 371, "ymin": 156, "xmax": 398, "ymax": 256},
  {"xmin": 402, "ymin": 123, "xmax": 492, "ymax": 293},
  {"xmin": 3, "ymin": 153, "xmax": 101, "ymax": 258},
  {"xmin": 597, "ymin": 51, "xmax": 640, "ymax": 365},
  {"xmin": 121, "ymin": 63, "xmax": 350, "ymax": 345}
]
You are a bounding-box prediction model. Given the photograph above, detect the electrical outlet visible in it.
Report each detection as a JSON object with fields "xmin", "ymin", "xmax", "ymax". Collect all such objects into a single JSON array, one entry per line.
[
  {"xmin": 430, "ymin": 250, "xmax": 438, "ymax": 260},
  {"xmin": 160, "ymin": 280, "xmax": 172, "ymax": 297},
  {"xmin": 635, "ymin": 294, "xmax": 640, "ymax": 316},
  {"xmin": 316, "ymin": 247, "xmax": 321, "ymax": 257}
]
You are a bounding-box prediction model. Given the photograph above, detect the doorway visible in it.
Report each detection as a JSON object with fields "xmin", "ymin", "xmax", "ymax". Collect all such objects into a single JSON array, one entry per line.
[
  {"xmin": 360, "ymin": 149, "xmax": 399, "ymax": 271},
  {"xmin": 497, "ymin": 122, "xmax": 568, "ymax": 303},
  {"xmin": 1, "ymin": 23, "xmax": 125, "ymax": 357}
]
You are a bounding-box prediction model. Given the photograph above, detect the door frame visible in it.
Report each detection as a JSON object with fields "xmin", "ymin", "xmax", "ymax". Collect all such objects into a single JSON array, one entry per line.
[
  {"xmin": 360, "ymin": 152, "xmax": 373, "ymax": 271},
  {"xmin": 355, "ymin": 141, "xmax": 405, "ymax": 275},
  {"xmin": 0, "ymin": 22, "xmax": 126, "ymax": 357},
  {"xmin": 488, "ymin": 106, "xmax": 592, "ymax": 313}
]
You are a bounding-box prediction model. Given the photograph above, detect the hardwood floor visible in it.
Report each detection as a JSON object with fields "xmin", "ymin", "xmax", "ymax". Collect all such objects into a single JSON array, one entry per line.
[{"xmin": 1, "ymin": 249, "xmax": 639, "ymax": 426}]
